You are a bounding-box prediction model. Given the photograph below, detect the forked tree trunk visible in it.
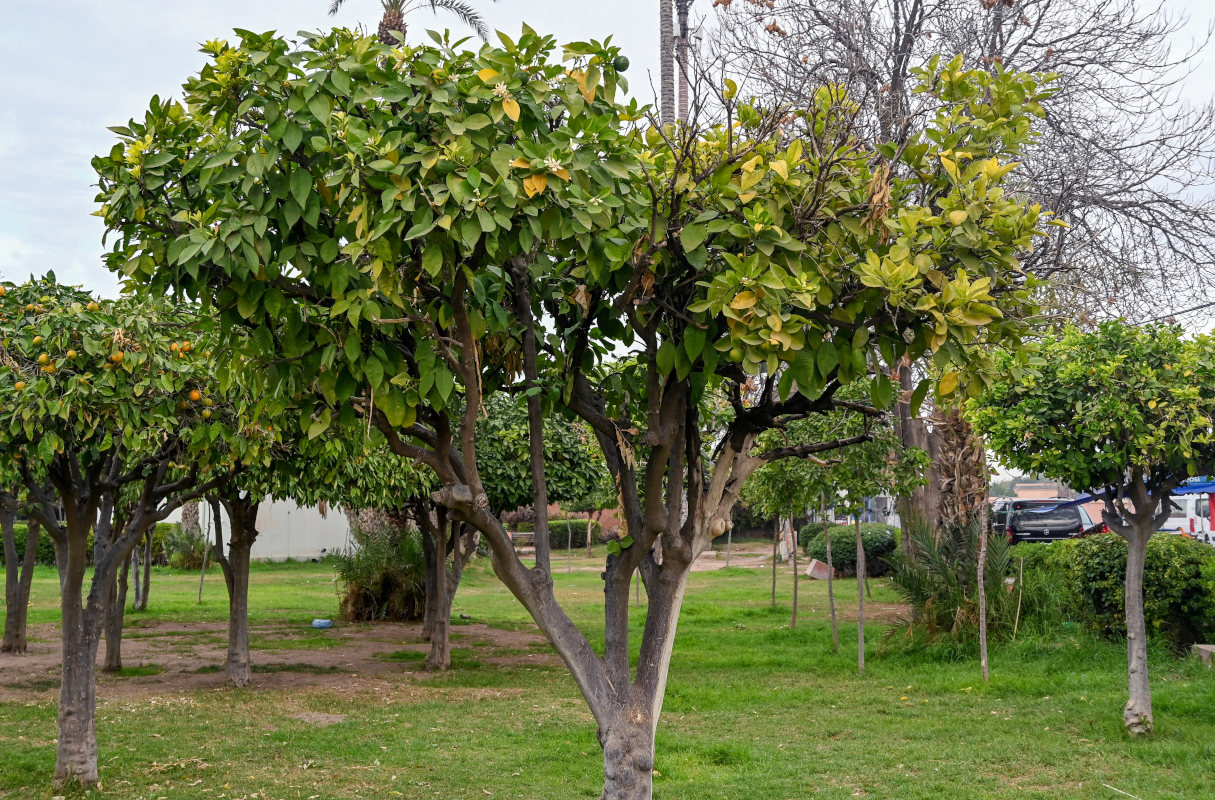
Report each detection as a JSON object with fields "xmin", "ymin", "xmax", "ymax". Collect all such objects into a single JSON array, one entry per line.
[
  {"xmin": 856, "ymin": 516, "xmax": 866, "ymax": 675},
  {"xmin": 822, "ymin": 496, "xmax": 838, "ymax": 652},
  {"xmin": 1122, "ymin": 526, "xmax": 1153, "ymax": 734},
  {"xmin": 3, "ymin": 512, "xmax": 40, "ymax": 655},
  {"xmin": 212, "ymin": 494, "xmax": 260, "ymax": 687}
]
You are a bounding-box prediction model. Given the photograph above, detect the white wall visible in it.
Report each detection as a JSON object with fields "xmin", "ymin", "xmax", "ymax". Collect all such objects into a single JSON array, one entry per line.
[{"xmin": 174, "ymin": 498, "xmax": 353, "ymax": 562}]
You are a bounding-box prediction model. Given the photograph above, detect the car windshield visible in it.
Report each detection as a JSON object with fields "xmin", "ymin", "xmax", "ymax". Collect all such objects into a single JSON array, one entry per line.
[{"xmin": 1010, "ymin": 506, "xmax": 1078, "ymax": 531}]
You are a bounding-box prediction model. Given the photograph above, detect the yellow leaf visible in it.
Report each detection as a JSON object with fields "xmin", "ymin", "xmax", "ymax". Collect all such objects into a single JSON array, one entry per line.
[
  {"xmin": 502, "ymin": 97, "xmax": 520, "ymax": 122},
  {"xmin": 739, "ymin": 191, "xmax": 757, "ymax": 203},
  {"xmin": 437, "ymin": 214, "xmax": 453, "ymax": 230},
  {"xmin": 551, "ymin": 167, "xmax": 570, "ymax": 181},
  {"xmin": 510, "ymin": 157, "xmax": 531, "ymax": 168},
  {"xmin": 523, "ymin": 173, "xmax": 548, "ymax": 198},
  {"xmin": 730, "ymin": 291, "xmax": 758, "ymax": 310},
  {"xmin": 938, "ymin": 371, "xmax": 959, "ymax": 396},
  {"xmin": 770, "ymin": 159, "xmax": 788, "ymax": 180},
  {"xmin": 741, "ymin": 154, "xmax": 763, "ymax": 173},
  {"xmin": 477, "ymin": 68, "xmax": 500, "ymax": 83},
  {"xmin": 1148, "ymin": 400, "xmax": 1158, "ymax": 409}
]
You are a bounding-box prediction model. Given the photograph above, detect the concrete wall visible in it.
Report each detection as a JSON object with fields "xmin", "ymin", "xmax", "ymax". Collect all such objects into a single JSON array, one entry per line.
[{"xmin": 180, "ymin": 498, "xmax": 353, "ymax": 562}]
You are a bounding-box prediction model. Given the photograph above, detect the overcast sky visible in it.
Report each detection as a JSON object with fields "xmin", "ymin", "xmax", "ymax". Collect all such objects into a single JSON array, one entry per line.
[{"xmin": 1, "ymin": 0, "xmax": 1213, "ymax": 304}]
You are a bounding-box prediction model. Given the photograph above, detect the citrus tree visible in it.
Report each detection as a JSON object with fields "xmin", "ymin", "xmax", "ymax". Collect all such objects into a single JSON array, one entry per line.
[
  {"xmin": 95, "ymin": 27, "xmax": 1051, "ymax": 797},
  {"xmin": 970, "ymin": 321, "xmax": 1215, "ymax": 735},
  {"xmin": 0, "ymin": 277, "xmax": 246, "ymax": 786}
]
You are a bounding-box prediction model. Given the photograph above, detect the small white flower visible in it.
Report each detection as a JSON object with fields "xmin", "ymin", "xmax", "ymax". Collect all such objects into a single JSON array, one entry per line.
[
  {"xmin": 493, "ymin": 82, "xmax": 511, "ymax": 99},
  {"xmin": 544, "ymin": 156, "xmax": 563, "ymax": 172}
]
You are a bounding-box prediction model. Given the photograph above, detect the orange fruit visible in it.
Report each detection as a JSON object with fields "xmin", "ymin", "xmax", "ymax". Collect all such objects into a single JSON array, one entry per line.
[
  {"xmin": 66, "ymin": 350, "xmax": 77, "ymax": 359},
  {"xmin": 111, "ymin": 351, "xmax": 124, "ymax": 363},
  {"xmin": 14, "ymin": 381, "xmax": 26, "ymax": 390},
  {"xmin": 189, "ymin": 389, "xmax": 201, "ymax": 402}
]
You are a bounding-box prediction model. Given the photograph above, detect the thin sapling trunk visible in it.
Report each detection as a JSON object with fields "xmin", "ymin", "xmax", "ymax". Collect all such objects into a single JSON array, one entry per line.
[
  {"xmin": 822, "ymin": 495, "xmax": 838, "ymax": 652},
  {"xmin": 856, "ymin": 515, "xmax": 865, "ymax": 675}
]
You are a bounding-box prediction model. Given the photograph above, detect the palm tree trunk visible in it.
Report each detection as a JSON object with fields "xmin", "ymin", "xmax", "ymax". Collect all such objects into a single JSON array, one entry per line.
[{"xmin": 659, "ymin": 0, "xmax": 675, "ymax": 123}]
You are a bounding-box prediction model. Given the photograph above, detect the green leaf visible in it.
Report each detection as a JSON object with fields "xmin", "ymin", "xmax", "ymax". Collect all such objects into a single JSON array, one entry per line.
[
  {"xmin": 656, "ymin": 340, "xmax": 677, "ymax": 375},
  {"xmin": 422, "ymin": 245, "xmax": 444, "ymax": 277},
  {"xmin": 680, "ymin": 224, "xmax": 708, "ymax": 252},
  {"xmin": 816, "ymin": 344, "xmax": 838, "ymax": 377},
  {"xmin": 290, "ymin": 169, "xmax": 312, "ymax": 207},
  {"xmin": 684, "ymin": 326, "xmax": 707, "ymax": 361},
  {"xmin": 910, "ymin": 379, "xmax": 931, "ymax": 417}
]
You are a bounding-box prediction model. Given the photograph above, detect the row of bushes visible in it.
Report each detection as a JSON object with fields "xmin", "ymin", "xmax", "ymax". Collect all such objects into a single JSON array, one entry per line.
[
  {"xmin": 1014, "ymin": 533, "xmax": 1215, "ymax": 651},
  {"xmin": 511, "ymin": 518, "xmax": 604, "ymax": 550},
  {"xmin": 798, "ymin": 523, "xmax": 899, "ymax": 577},
  {"xmin": 0, "ymin": 522, "xmax": 183, "ymax": 568}
]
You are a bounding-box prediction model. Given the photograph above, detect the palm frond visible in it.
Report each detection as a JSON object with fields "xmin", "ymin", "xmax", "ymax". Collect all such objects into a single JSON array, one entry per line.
[
  {"xmin": 327, "ymin": 0, "xmax": 345, "ymax": 15},
  {"xmin": 414, "ymin": 0, "xmax": 496, "ymax": 42}
]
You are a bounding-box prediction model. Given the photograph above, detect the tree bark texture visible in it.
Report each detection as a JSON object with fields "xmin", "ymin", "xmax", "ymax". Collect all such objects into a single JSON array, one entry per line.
[
  {"xmin": 102, "ymin": 555, "xmax": 131, "ymax": 672},
  {"xmin": 659, "ymin": 0, "xmax": 675, "ymax": 124},
  {"xmin": 2, "ymin": 511, "xmax": 39, "ymax": 654},
  {"xmin": 1123, "ymin": 526, "xmax": 1153, "ymax": 735},
  {"xmin": 856, "ymin": 516, "xmax": 866, "ymax": 675},
  {"xmin": 977, "ymin": 525, "xmax": 990, "ymax": 683},
  {"xmin": 136, "ymin": 527, "xmax": 152, "ymax": 611},
  {"xmin": 212, "ymin": 494, "xmax": 260, "ymax": 687},
  {"xmin": 599, "ymin": 712, "xmax": 655, "ymax": 800},
  {"xmin": 1101, "ymin": 478, "xmax": 1169, "ymax": 736}
]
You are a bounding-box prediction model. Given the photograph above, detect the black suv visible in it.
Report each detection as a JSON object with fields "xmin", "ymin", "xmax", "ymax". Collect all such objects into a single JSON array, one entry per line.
[{"xmin": 1004, "ymin": 499, "xmax": 1096, "ymax": 543}]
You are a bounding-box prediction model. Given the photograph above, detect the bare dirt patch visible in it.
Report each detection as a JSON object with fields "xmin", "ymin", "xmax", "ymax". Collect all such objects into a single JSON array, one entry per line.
[{"xmin": 0, "ymin": 620, "xmax": 559, "ymax": 703}]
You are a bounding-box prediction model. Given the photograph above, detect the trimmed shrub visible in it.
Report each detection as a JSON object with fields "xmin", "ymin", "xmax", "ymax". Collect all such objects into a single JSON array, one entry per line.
[
  {"xmin": 1059, "ymin": 532, "xmax": 1215, "ymax": 651},
  {"xmin": 334, "ymin": 521, "xmax": 426, "ymax": 623},
  {"xmin": 512, "ymin": 518, "xmax": 603, "ymax": 550},
  {"xmin": 1, "ymin": 521, "xmax": 177, "ymax": 568},
  {"xmin": 801, "ymin": 523, "xmax": 898, "ymax": 577}
]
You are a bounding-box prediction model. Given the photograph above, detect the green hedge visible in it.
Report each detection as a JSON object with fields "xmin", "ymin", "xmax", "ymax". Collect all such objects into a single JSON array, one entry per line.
[
  {"xmin": 512, "ymin": 518, "xmax": 603, "ymax": 549},
  {"xmin": 1051, "ymin": 532, "xmax": 1215, "ymax": 651},
  {"xmin": 799, "ymin": 523, "xmax": 898, "ymax": 577},
  {"xmin": 0, "ymin": 521, "xmax": 178, "ymax": 567}
]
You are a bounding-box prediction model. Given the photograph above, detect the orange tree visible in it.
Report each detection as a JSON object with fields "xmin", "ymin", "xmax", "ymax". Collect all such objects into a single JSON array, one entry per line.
[
  {"xmin": 96, "ymin": 26, "xmax": 1051, "ymax": 797},
  {"xmin": 0, "ymin": 276, "xmax": 255, "ymax": 786},
  {"xmin": 970, "ymin": 321, "xmax": 1215, "ymax": 735}
]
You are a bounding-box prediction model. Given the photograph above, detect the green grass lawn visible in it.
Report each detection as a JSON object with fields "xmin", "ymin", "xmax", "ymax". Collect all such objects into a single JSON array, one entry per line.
[{"xmin": 1, "ymin": 557, "xmax": 1213, "ymax": 799}]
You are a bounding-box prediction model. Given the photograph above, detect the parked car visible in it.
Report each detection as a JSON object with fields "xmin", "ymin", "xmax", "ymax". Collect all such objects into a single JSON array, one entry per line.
[
  {"xmin": 991, "ymin": 498, "xmax": 1011, "ymax": 537},
  {"xmin": 1005, "ymin": 498, "xmax": 1096, "ymax": 543}
]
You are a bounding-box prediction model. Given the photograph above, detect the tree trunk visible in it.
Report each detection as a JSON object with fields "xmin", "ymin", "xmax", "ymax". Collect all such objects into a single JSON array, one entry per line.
[
  {"xmin": 426, "ymin": 519, "xmax": 451, "ymax": 671},
  {"xmin": 770, "ymin": 517, "xmax": 779, "ymax": 607},
  {"xmin": 102, "ymin": 555, "xmax": 131, "ymax": 672},
  {"xmin": 1123, "ymin": 526, "xmax": 1153, "ymax": 735},
  {"xmin": 421, "ymin": 522, "xmax": 438, "ymax": 640},
  {"xmin": 790, "ymin": 521, "xmax": 798, "ymax": 629},
  {"xmin": 724, "ymin": 525, "xmax": 732, "ymax": 568},
  {"xmin": 212, "ymin": 494, "xmax": 261, "ymax": 687},
  {"xmin": 823, "ymin": 495, "xmax": 838, "ymax": 653},
  {"xmin": 55, "ymin": 534, "xmax": 102, "ymax": 787},
  {"xmin": 136, "ymin": 527, "xmax": 152, "ymax": 611},
  {"xmin": 659, "ymin": 0, "xmax": 675, "ymax": 124},
  {"xmin": 130, "ymin": 545, "xmax": 143, "ymax": 611},
  {"xmin": 977, "ymin": 526, "xmax": 990, "ymax": 683},
  {"xmin": 599, "ymin": 714, "xmax": 655, "ymax": 800},
  {"xmin": 676, "ymin": 0, "xmax": 690, "ymax": 122},
  {"xmin": 223, "ymin": 537, "xmax": 253, "ymax": 687},
  {"xmin": 856, "ymin": 516, "xmax": 866, "ymax": 675},
  {"xmin": 3, "ymin": 513, "xmax": 39, "ymax": 654}
]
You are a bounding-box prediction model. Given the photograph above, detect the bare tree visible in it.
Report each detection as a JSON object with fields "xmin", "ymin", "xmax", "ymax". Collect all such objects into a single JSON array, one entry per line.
[{"xmin": 711, "ymin": 0, "xmax": 1215, "ymax": 323}]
